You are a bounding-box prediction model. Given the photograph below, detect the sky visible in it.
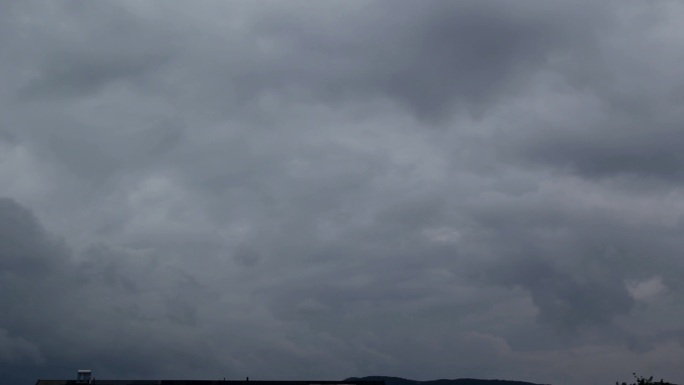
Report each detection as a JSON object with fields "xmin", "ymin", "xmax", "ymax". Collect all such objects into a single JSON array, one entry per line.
[{"xmin": 1, "ymin": 1, "xmax": 684, "ymax": 385}]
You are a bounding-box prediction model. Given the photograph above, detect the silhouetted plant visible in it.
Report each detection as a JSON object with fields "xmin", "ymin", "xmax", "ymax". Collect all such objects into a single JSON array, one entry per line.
[{"xmin": 617, "ymin": 373, "xmax": 674, "ymax": 385}]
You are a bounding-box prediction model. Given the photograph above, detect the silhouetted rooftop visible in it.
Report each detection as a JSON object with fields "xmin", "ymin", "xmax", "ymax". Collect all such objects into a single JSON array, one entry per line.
[{"xmin": 36, "ymin": 380, "xmax": 386, "ymax": 385}]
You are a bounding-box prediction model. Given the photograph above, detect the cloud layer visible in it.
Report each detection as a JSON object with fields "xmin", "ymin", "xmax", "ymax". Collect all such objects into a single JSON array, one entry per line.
[{"xmin": 2, "ymin": 1, "xmax": 684, "ymax": 385}]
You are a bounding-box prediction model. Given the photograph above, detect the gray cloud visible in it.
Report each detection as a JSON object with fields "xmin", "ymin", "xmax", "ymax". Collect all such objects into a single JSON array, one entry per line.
[
  {"xmin": 2, "ymin": 1, "xmax": 684, "ymax": 385},
  {"xmin": 8, "ymin": 1, "xmax": 172, "ymax": 102}
]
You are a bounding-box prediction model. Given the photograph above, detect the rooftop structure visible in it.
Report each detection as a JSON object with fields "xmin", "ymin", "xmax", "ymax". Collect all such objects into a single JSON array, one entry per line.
[
  {"xmin": 35, "ymin": 373, "xmax": 385, "ymax": 385},
  {"xmin": 37, "ymin": 382, "xmax": 385, "ymax": 385}
]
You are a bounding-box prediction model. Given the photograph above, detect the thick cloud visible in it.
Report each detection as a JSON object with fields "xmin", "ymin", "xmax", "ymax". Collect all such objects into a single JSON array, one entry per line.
[{"xmin": 2, "ymin": 1, "xmax": 684, "ymax": 385}]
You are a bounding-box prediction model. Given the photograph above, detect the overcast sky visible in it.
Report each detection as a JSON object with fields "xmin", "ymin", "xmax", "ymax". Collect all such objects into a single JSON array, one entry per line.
[{"xmin": 1, "ymin": 1, "xmax": 684, "ymax": 385}]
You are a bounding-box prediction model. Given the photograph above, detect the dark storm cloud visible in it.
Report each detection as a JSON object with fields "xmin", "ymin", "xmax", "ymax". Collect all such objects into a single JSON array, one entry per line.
[
  {"xmin": 2, "ymin": 1, "xmax": 684, "ymax": 385},
  {"xmin": 0, "ymin": 198, "xmax": 65, "ymax": 274},
  {"xmin": 488, "ymin": 257, "xmax": 634, "ymax": 332},
  {"xmin": 0, "ymin": 198, "xmax": 257, "ymax": 380},
  {"xmin": 519, "ymin": 117, "xmax": 684, "ymax": 181},
  {"xmin": 496, "ymin": 2, "xmax": 684, "ymax": 182},
  {"xmin": 166, "ymin": 1, "xmax": 605, "ymax": 123},
  {"xmin": 465, "ymin": 183, "xmax": 684, "ymax": 335},
  {"xmin": 0, "ymin": 198, "xmax": 71, "ymax": 363},
  {"xmin": 6, "ymin": 1, "xmax": 173, "ymax": 102},
  {"xmin": 17, "ymin": 49, "xmax": 169, "ymax": 101}
]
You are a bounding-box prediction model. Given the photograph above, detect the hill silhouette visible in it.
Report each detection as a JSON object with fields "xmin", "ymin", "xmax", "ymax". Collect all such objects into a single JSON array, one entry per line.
[{"xmin": 344, "ymin": 376, "xmax": 549, "ymax": 385}]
